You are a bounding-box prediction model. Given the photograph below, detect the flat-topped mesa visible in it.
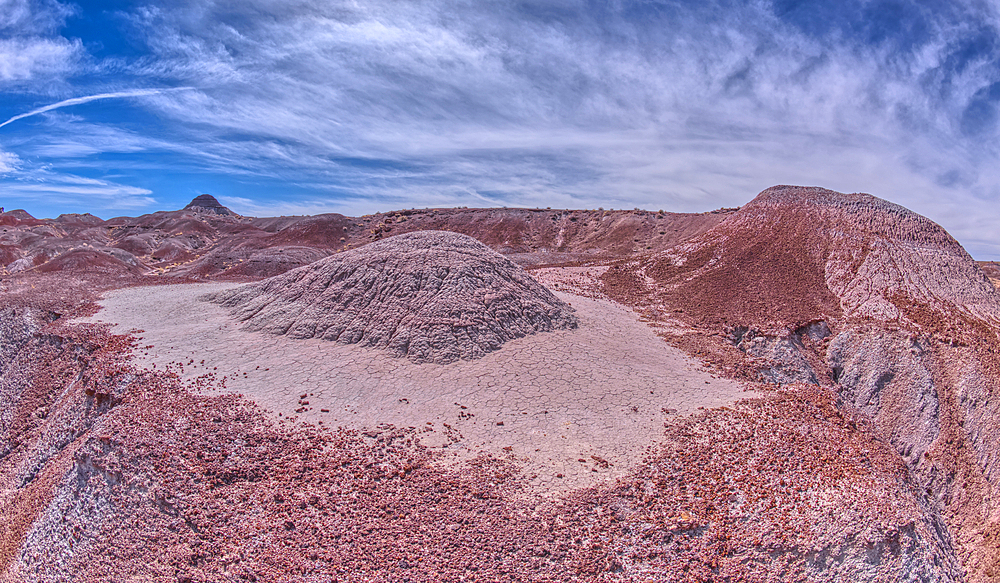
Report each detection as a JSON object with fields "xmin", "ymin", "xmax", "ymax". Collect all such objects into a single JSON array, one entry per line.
[
  {"xmin": 183, "ymin": 194, "xmax": 237, "ymax": 216},
  {"xmin": 204, "ymin": 230, "xmax": 578, "ymax": 363},
  {"xmin": 605, "ymin": 185, "xmax": 1000, "ymax": 337}
]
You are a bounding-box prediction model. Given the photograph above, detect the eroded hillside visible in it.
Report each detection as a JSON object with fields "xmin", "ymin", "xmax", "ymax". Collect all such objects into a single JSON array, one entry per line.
[
  {"xmin": 603, "ymin": 185, "xmax": 1000, "ymax": 580},
  {"xmin": 2, "ymin": 188, "xmax": 998, "ymax": 582}
]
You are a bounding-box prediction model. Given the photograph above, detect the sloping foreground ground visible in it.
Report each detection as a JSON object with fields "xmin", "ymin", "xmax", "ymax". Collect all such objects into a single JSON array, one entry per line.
[
  {"xmin": 1, "ymin": 300, "xmax": 957, "ymax": 581},
  {"xmin": 79, "ymin": 282, "xmax": 751, "ymax": 491}
]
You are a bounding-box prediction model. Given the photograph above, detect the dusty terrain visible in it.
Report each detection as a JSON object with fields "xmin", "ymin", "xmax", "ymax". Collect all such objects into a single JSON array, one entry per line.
[
  {"xmin": 981, "ymin": 261, "xmax": 1000, "ymax": 290},
  {"xmin": 81, "ymin": 282, "xmax": 750, "ymax": 492},
  {"xmin": 1, "ymin": 189, "xmax": 999, "ymax": 581},
  {"xmin": 602, "ymin": 186, "xmax": 1000, "ymax": 580}
]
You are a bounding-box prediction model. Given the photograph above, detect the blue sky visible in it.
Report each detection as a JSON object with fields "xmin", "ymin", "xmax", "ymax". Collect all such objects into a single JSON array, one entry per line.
[{"xmin": 1, "ymin": 0, "xmax": 999, "ymax": 258}]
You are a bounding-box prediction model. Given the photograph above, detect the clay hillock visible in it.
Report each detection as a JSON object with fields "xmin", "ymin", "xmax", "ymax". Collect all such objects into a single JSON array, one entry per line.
[
  {"xmin": 981, "ymin": 261, "xmax": 1000, "ymax": 290},
  {"xmin": 249, "ymin": 215, "xmax": 308, "ymax": 232},
  {"xmin": 182, "ymin": 194, "xmax": 237, "ymax": 216},
  {"xmin": 0, "ymin": 245, "xmax": 17, "ymax": 267},
  {"xmin": 220, "ymin": 245, "xmax": 331, "ymax": 278},
  {"xmin": 0, "ymin": 209, "xmax": 42, "ymax": 228},
  {"xmin": 50, "ymin": 215, "xmax": 107, "ymax": 242},
  {"xmin": 258, "ymin": 213, "xmax": 356, "ymax": 247},
  {"xmin": 205, "ymin": 230, "xmax": 578, "ymax": 363},
  {"xmin": 54, "ymin": 213, "xmax": 104, "ymax": 228}
]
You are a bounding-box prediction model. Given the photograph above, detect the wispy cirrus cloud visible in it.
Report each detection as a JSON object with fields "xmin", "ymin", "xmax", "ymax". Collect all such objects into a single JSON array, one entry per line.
[
  {"xmin": 0, "ymin": 148, "xmax": 21, "ymax": 174},
  {"xmin": 1, "ymin": 170, "xmax": 156, "ymax": 209},
  {"xmin": 0, "ymin": 36, "xmax": 81, "ymax": 83},
  {"xmin": 0, "ymin": 0, "xmax": 75, "ymax": 33},
  {"xmin": 123, "ymin": 2, "xmax": 1000, "ymax": 211},
  {"xmin": 0, "ymin": 0, "xmax": 81, "ymax": 86}
]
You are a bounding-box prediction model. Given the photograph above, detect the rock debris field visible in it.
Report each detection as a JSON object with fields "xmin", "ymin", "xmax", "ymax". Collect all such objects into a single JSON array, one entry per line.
[{"xmin": 80, "ymin": 280, "xmax": 752, "ymax": 491}]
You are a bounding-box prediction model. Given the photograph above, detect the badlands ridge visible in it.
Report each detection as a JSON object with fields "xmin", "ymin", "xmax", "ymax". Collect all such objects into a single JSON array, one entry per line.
[{"xmin": 1, "ymin": 186, "xmax": 1000, "ymax": 582}]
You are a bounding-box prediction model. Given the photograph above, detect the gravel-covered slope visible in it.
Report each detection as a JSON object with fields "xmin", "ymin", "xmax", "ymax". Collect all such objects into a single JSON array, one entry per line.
[
  {"xmin": 602, "ymin": 185, "xmax": 1000, "ymax": 581},
  {"xmin": 0, "ymin": 311, "xmax": 962, "ymax": 582}
]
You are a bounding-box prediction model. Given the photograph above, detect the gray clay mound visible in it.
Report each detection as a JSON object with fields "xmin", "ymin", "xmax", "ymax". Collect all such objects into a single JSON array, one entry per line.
[{"xmin": 203, "ymin": 230, "xmax": 578, "ymax": 363}]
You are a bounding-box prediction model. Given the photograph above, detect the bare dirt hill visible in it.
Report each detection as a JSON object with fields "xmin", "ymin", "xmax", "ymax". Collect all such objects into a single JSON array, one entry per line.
[
  {"xmin": 981, "ymin": 261, "xmax": 1000, "ymax": 290},
  {"xmin": 205, "ymin": 231, "xmax": 578, "ymax": 363},
  {"xmin": 604, "ymin": 185, "xmax": 1000, "ymax": 334}
]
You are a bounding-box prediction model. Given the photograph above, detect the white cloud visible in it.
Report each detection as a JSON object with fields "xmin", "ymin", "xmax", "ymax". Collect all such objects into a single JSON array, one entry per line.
[
  {"xmin": 0, "ymin": 36, "xmax": 81, "ymax": 83},
  {"xmin": 0, "ymin": 88, "xmax": 188, "ymax": 128},
  {"xmin": 10, "ymin": 179, "xmax": 153, "ymax": 200},
  {"xmin": 0, "ymin": 0, "xmax": 75, "ymax": 34},
  {"xmin": 0, "ymin": 149, "xmax": 21, "ymax": 173},
  {"xmin": 0, "ymin": 168, "xmax": 156, "ymax": 211},
  {"xmin": 0, "ymin": 0, "xmax": 81, "ymax": 84}
]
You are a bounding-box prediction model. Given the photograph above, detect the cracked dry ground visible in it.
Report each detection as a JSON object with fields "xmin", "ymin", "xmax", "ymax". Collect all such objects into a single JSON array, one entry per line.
[{"xmin": 80, "ymin": 279, "xmax": 753, "ymax": 492}]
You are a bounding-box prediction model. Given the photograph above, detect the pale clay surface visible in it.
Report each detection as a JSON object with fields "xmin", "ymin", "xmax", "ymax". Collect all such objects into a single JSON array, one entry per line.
[{"xmin": 79, "ymin": 279, "xmax": 755, "ymax": 493}]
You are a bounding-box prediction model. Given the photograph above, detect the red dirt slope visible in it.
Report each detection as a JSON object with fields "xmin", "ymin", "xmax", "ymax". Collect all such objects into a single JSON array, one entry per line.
[
  {"xmin": 604, "ymin": 185, "xmax": 1000, "ymax": 336},
  {"xmin": 0, "ymin": 315, "xmax": 960, "ymax": 582},
  {"xmin": 34, "ymin": 249, "xmax": 142, "ymax": 276},
  {"xmin": 603, "ymin": 185, "xmax": 1000, "ymax": 581}
]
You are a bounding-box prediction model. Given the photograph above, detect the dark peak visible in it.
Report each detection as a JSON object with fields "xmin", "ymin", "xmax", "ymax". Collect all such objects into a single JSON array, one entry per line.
[
  {"xmin": 183, "ymin": 194, "xmax": 237, "ymax": 216},
  {"xmin": 186, "ymin": 194, "xmax": 224, "ymax": 208}
]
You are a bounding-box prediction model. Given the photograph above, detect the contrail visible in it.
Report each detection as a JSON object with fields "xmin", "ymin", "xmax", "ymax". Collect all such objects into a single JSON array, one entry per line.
[{"xmin": 0, "ymin": 88, "xmax": 189, "ymax": 130}]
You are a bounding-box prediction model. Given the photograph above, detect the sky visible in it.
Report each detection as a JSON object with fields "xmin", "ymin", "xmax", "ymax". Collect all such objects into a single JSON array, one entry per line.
[{"xmin": 1, "ymin": 0, "xmax": 999, "ymax": 258}]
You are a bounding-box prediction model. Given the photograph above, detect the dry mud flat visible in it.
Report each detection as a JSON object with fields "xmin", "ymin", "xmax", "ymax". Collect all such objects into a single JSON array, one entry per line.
[{"xmin": 81, "ymin": 280, "xmax": 752, "ymax": 491}]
